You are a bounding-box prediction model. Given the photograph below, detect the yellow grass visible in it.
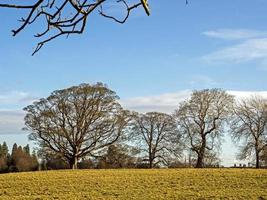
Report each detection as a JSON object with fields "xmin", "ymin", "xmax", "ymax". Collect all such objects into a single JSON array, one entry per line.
[{"xmin": 0, "ymin": 169, "xmax": 266, "ymax": 200}]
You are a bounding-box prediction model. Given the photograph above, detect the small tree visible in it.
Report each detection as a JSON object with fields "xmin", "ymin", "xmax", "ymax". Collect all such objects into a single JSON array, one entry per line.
[
  {"xmin": 23, "ymin": 144, "xmax": 30, "ymax": 155},
  {"xmin": 38, "ymin": 149, "xmax": 69, "ymax": 170},
  {"xmin": 1, "ymin": 142, "xmax": 9, "ymax": 158},
  {"xmin": 9, "ymin": 143, "xmax": 18, "ymax": 172},
  {"xmin": 24, "ymin": 83, "xmax": 129, "ymax": 169},
  {"xmin": 131, "ymin": 112, "xmax": 183, "ymax": 168},
  {"xmin": 175, "ymin": 89, "xmax": 234, "ymax": 168},
  {"xmin": 9, "ymin": 144, "xmax": 38, "ymax": 172},
  {"xmin": 260, "ymin": 146, "xmax": 267, "ymax": 167},
  {"xmin": 230, "ymin": 96, "xmax": 267, "ymax": 168},
  {"xmin": 97, "ymin": 144, "xmax": 137, "ymax": 168},
  {"xmin": 0, "ymin": 142, "xmax": 9, "ymax": 172}
]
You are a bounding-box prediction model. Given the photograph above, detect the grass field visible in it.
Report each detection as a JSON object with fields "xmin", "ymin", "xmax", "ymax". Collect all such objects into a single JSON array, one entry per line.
[{"xmin": 0, "ymin": 169, "xmax": 266, "ymax": 200}]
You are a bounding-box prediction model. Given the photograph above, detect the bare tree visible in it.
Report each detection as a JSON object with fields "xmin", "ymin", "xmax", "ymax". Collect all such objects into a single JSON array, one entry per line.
[
  {"xmin": 0, "ymin": 0, "xmax": 150, "ymax": 55},
  {"xmin": 175, "ymin": 89, "xmax": 234, "ymax": 168},
  {"xmin": 23, "ymin": 83, "xmax": 129, "ymax": 169},
  {"xmin": 131, "ymin": 112, "xmax": 183, "ymax": 168},
  {"xmin": 230, "ymin": 96, "xmax": 267, "ymax": 168}
]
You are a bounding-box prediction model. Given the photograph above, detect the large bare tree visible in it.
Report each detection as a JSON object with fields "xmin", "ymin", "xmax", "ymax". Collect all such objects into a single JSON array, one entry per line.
[
  {"xmin": 230, "ymin": 96, "xmax": 267, "ymax": 168},
  {"xmin": 23, "ymin": 83, "xmax": 129, "ymax": 169},
  {"xmin": 0, "ymin": 0, "xmax": 150, "ymax": 55},
  {"xmin": 175, "ymin": 89, "xmax": 234, "ymax": 168},
  {"xmin": 131, "ymin": 112, "xmax": 183, "ymax": 168}
]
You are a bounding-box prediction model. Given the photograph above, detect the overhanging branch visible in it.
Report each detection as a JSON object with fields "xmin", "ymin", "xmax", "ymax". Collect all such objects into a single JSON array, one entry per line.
[{"xmin": 0, "ymin": 0, "xmax": 150, "ymax": 55}]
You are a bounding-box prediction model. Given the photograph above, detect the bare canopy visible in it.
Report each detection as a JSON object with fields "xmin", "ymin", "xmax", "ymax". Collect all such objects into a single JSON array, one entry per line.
[
  {"xmin": 23, "ymin": 83, "xmax": 129, "ymax": 169},
  {"xmin": 175, "ymin": 89, "xmax": 234, "ymax": 168},
  {"xmin": 131, "ymin": 112, "xmax": 183, "ymax": 168},
  {"xmin": 230, "ymin": 96, "xmax": 267, "ymax": 168},
  {"xmin": 0, "ymin": 0, "xmax": 150, "ymax": 55}
]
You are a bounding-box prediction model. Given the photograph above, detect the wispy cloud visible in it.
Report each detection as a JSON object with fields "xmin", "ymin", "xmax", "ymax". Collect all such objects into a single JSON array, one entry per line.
[
  {"xmin": 202, "ymin": 29, "xmax": 267, "ymax": 65},
  {"xmin": 228, "ymin": 90, "xmax": 267, "ymax": 100},
  {"xmin": 0, "ymin": 110, "xmax": 25, "ymax": 135},
  {"xmin": 0, "ymin": 91, "xmax": 36, "ymax": 108},
  {"xmin": 202, "ymin": 38, "xmax": 267, "ymax": 64},
  {"xmin": 203, "ymin": 29, "xmax": 267, "ymax": 40},
  {"xmin": 189, "ymin": 75, "xmax": 217, "ymax": 87},
  {"xmin": 0, "ymin": 90, "xmax": 37, "ymax": 135}
]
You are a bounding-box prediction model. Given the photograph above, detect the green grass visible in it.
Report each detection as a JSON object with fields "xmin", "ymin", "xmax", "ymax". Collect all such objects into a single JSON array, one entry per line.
[{"xmin": 0, "ymin": 169, "xmax": 267, "ymax": 200}]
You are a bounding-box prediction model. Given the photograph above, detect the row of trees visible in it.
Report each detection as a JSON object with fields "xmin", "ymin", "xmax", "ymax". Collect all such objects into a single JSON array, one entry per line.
[
  {"xmin": 0, "ymin": 142, "xmax": 38, "ymax": 173},
  {"xmin": 22, "ymin": 83, "xmax": 267, "ymax": 169}
]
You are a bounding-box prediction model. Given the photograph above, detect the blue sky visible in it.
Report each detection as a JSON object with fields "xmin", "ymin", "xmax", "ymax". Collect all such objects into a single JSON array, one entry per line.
[{"xmin": 1, "ymin": 0, "xmax": 267, "ymax": 166}]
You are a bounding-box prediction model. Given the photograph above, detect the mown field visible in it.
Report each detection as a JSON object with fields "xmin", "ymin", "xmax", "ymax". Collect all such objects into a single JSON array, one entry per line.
[{"xmin": 0, "ymin": 169, "xmax": 266, "ymax": 200}]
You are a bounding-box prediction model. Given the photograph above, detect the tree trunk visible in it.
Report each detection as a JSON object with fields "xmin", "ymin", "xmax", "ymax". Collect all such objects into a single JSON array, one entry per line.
[
  {"xmin": 196, "ymin": 151, "xmax": 204, "ymax": 168},
  {"xmin": 149, "ymin": 155, "xmax": 153, "ymax": 168},
  {"xmin": 195, "ymin": 139, "xmax": 206, "ymax": 168},
  {"xmin": 255, "ymin": 150, "xmax": 260, "ymax": 169},
  {"xmin": 69, "ymin": 156, "xmax": 78, "ymax": 169},
  {"xmin": 148, "ymin": 147, "xmax": 153, "ymax": 168}
]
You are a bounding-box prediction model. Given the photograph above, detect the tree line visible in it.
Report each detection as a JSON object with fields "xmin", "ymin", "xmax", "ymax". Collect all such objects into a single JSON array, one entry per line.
[
  {"xmin": 0, "ymin": 142, "xmax": 38, "ymax": 173},
  {"xmin": 2, "ymin": 83, "xmax": 267, "ymax": 172}
]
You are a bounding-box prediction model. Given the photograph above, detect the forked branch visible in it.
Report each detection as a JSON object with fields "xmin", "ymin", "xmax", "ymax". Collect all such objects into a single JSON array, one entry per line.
[{"xmin": 0, "ymin": 0, "xmax": 150, "ymax": 55}]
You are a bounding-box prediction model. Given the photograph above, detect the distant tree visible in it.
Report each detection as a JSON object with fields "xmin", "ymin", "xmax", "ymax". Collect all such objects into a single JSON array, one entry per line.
[
  {"xmin": 0, "ymin": 0, "xmax": 151, "ymax": 55},
  {"xmin": 9, "ymin": 144, "xmax": 38, "ymax": 172},
  {"xmin": 39, "ymin": 149, "xmax": 69, "ymax": 170},
  {"xmin": 230, "ymin": 96, "xmax": 267, "ymax": 168},
  {"xmin": 9, "ymin": 143, "xmax": 18, "ymax": 172},
  {"xmin": 203, "ymin": 150, "xmax": 221, "ymax": 167},
  {"xmin": 0, "ymin": 142, "xmax": 9, "ymax": 172},
  {"xmin": 11, "ymin": 143, "xmax": 18, "ymax": 157},
  {"xmin": 78, "ymin": 158, "xmax": 95, "ymax": 169},
  {"xmin": 260, "ymin": 146, "xmax": 267, "ymax": 167},
  {"xmin": 23, "ymin": 144, "xmax": 30, "ymax": 155},
  {"xmin": 97, "ymin": 144, "xmax": 137, "ymax": 169},
  {"xmin": 39, "ymin": 146, "xmax": 96, "ymax": 170},
  {"xmin": 182, "ymin": 149, "xmax": 221, "ymax": 168},
  {"xmin": 1, "ymin": 142, "xmax": 9, "ymax": 158},
  {"xmin": 175, "ymin": 89, "xmax": 234, "ymax": 168},
  {"xmin": 0, "ymin": 157, "xmax": 8, "ymax": 172},
  {"xmin": 15, "ymin": 146, "xmax": 26, "ymax": 171},
  {"xmin": 24, "ymin": 83, "xmax": 129, "ymax": 169},
  {"xmin": 31, "ymin": 150, "xmax": 39, "ymax": 170},
  {"xmin": 131, "ymin": 112, "xmax": 183, "ymax": 168}
]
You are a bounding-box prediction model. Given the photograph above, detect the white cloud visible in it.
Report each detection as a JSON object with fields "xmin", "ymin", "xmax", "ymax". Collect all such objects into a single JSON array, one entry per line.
[
  {"xmin": 203, "ymin": 29, "xmax": 267, "ymax": 40},
  {"xmin": 120, "ymin": 90, "xmax": 191, "ymax": 113},
  {"xmin": 202, "ymin": 38, "xmax": 267, "ymax": 64},
  {"xmin": 0, "ymin": 91, "xmax": 36, "ymax": 107},
  {"xmin": 0, "ymin": 110, "xmax": 25, "ymax": 135},
  {"xmin": 228, "ymin": 90, "xmax": 267, "ymax": 99},
  {"xmin": 0, "ymin": 90, "xmax": 36, "ymax": 135},
  {"xmin": 121, "ymin": 90, "xmax": 267, "ymax": 114}
]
